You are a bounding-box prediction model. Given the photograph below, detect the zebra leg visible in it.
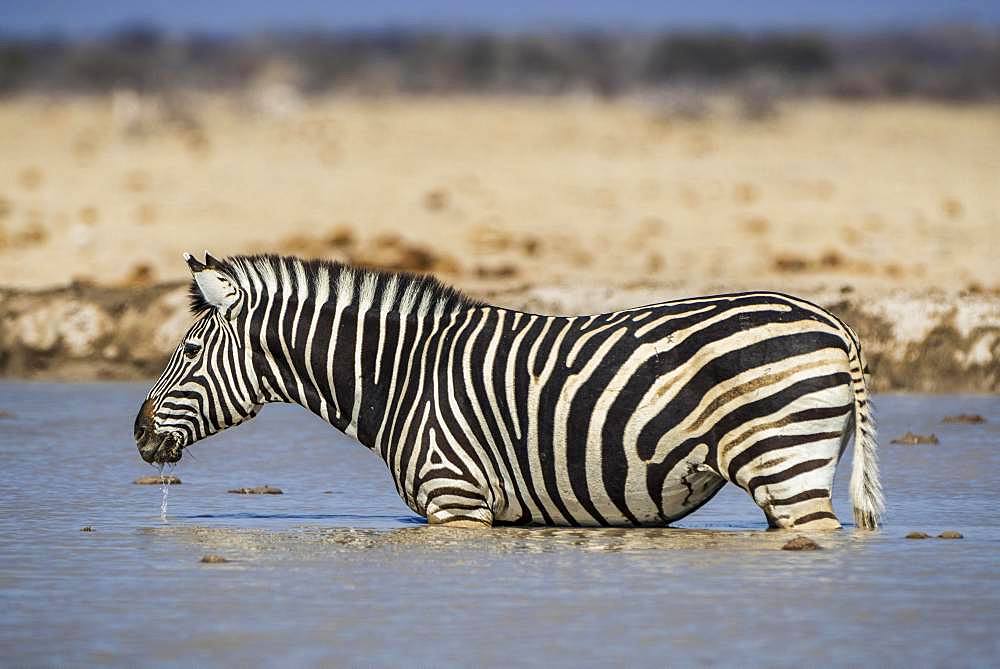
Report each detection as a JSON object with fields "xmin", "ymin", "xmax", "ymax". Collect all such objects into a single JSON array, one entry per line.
[
  {"xmin": 410, "ymin": 425, "xmax": 496, "ymax": 527},
  {"xmin": 757, "ymin": 487, "xmax": 840, "ymax": 530},
  {"xmin": 720, "ymin": 405, "xmax": 851, "ymax": 530},
  {"xmin": 426, "ymin": 502, "xmax": 494, "ymax": 528},
  {"xmin": 429, "ymin": 517, "xmax": 493, "ymax": 529},
  {"xmin": 416, "ymin": 477, "xmax": 495, "ymax": 528},
  {"xmin": 745, "ymin": 434, "xmax": 844, "ymax": 530}
]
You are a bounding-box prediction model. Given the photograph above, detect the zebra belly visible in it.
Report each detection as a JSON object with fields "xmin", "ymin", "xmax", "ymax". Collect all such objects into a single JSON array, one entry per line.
[{"xmin": 493, "ymin": 446, "xmax": 727, "ymax": 527}]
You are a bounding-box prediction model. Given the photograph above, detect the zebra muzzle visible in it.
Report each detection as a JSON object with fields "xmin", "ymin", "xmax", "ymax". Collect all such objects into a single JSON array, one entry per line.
[
  {"xmin": 136, "ymin": 428, "xmax": 182, "ymax": 464},
  {"xmin": 138, "ymin": 434, "xmax": 183, "ymax": 464},
  {"xmin": 134, "ymin": 398, "xmax": 182, "ymax": 464}
]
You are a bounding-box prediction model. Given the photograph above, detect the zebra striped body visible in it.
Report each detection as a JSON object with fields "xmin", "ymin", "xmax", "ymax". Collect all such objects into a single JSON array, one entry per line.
[{"xmin": 136, "ymin": 254, "xmax": 884, "ymax": 530}]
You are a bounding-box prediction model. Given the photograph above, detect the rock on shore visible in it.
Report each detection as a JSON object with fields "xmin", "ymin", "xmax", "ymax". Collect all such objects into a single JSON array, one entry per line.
[{"xmin": 1, "ymin": 282, "xmax": 998, "ymax": 392}]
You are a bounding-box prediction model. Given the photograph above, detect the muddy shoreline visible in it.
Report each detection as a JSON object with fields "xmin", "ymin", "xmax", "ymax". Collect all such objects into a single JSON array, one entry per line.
[{"xmin": 1, "ymin": 281, "xmax": 997, "ymax": 392}]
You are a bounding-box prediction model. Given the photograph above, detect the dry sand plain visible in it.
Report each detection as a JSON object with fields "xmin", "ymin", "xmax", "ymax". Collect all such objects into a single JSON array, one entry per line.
[
  {"xmin": 0, "ymin": 95, "xmax": 997, "ymax": 294},
  {"xmin": 0, "ymin": 95, "xmax": 998, "ymax": 387}
]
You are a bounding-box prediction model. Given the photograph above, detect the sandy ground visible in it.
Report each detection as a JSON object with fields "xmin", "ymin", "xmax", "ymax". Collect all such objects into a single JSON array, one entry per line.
[{"xmin": 0, "ymin": 95, "xmax": 997, "ymax": 297}]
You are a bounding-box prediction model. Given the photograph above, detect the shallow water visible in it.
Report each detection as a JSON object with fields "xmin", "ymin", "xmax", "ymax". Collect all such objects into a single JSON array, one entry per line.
[{"xmin": 1, "ymin": 382, "xmax": 998, "ymax": 667}]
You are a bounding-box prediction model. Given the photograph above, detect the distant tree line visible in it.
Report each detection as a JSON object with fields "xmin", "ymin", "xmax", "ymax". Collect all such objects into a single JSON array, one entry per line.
[{"xmin": 1, "ymin": 24, "xmax": 998, "ymax": 100}]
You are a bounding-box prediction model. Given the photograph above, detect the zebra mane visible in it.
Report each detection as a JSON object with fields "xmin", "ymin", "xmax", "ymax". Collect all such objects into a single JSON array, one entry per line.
[{"xmin": 188, "ymin": 254, "xmax": 483, "ymax": 316}]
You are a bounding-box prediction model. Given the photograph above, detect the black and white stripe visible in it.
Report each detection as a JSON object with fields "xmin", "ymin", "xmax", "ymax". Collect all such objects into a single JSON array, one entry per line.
[{"xmin": 136, "ymin": 254, "xmax": 884, "ymax": 529}]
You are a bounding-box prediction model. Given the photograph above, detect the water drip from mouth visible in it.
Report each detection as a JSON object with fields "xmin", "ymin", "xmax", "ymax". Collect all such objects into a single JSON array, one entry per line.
[{"xmin": 158, "ymin": 464, "xmax": 170, "ymax": 522}]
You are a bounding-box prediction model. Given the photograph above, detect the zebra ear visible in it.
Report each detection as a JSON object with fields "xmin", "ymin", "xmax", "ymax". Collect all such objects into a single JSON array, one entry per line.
[
  {"xmin": 204, "ymin": 251, "xmax": 225, "ymax": 270},
  {"xmin": 184, "ymin": 252, "xmax": 244, "ymax": 319},
  {"xmin": 185, "ymin": 252, "xmax": 206, "ymax": 273}
]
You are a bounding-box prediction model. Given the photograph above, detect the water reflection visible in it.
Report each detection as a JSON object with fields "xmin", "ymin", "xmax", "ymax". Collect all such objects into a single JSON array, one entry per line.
[
  {"xmin": 145, "ymin": 523, "xmax": 883, "ymax": 557},
  {"xmin": 183, "ymin": 513, "xmax": 425, "ymax": 522}
]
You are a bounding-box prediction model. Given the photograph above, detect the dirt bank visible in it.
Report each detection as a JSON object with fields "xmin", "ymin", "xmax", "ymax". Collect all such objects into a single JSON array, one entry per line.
[{"xmin": 1, "ymin": 280, "xmax": 997, "ymax": 392}]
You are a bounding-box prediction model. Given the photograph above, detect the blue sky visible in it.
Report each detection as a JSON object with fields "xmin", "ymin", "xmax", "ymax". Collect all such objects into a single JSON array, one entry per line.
[{"xmin": 2, "ymin": 0, "xmax": 999, "ymax": 36}]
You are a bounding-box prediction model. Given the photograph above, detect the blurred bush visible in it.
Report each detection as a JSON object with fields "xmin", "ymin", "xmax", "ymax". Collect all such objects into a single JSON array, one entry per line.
[
  {"xmin": 643, "ymin": 33, "xmax": 832, "ymax": 82},
  {"xmin": 0, "ymin": 23, "xmax": 997, "ymax": 101}
]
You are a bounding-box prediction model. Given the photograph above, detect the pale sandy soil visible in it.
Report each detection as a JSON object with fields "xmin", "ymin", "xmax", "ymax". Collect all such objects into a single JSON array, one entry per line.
[{"xmin": 0, "ymin": 95, "xmax": 997, "ymax": 299}]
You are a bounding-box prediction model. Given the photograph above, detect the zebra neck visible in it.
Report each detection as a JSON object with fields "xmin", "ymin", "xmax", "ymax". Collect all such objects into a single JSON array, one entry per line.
[
  {"xmin": 259, "ymin": 295, "xmax": 472, "ymax": 451},
  {"xmin": 332, "ymin": 299, "xmax": 510, "ymax": 455}
]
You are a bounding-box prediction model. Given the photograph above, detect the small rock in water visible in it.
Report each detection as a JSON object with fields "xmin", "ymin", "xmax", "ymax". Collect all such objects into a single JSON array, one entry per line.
[
  {"xmin": 938, "ymin": 531, "xmax": 964, "ymax": 539},
  {"xmin": 200, "ymin": 554, "xmax": 230, "ymax": 563},
  {"xmin": 228, "ymin": 485, "xmax": 283, "ymax": 495},
  {"xmin": 905, "ymin": 531, "xmax": 930, "ymax": 539},
  {"xmin": 890, "ymin": 432, "xmax": 939, "ymax": 445},
  {"xmin": 80, "ymin": 526, "xmax": 95, "ymax": 532},
  {"xmin": 781, "ymin": 536, "xmax": 821, "ymax": 551},
  {"xmin": 942, "ymin": 414, "xmax": 985, "ymax": 424},
  {"xmin": 135, "ymin": 475, "xmax": 181, "ymax": 485},
  {"xmin": 323, "ymin": 490, "xmax": 333, "ymax": 494},
  {"xmin": 0, "ymin": 410, "xmax": 13, "ymax": 419}
]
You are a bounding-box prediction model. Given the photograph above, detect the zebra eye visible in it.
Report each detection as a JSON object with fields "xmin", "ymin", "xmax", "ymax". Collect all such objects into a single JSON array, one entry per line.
[{"xmin": 183, "ymin": 342, "xmax": 201, "ymax": 359}]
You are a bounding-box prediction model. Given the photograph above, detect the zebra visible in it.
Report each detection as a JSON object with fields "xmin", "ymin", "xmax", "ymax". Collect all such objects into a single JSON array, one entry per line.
[{"xmin": 135, "ymin": 252, "xmax": 883, "ymax": 530}]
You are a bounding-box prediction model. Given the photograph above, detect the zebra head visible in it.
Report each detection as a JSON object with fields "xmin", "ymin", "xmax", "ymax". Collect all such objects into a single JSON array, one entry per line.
[{"xmin": 134, "ymin": 252, "xmax": 263, "ymax": 464}]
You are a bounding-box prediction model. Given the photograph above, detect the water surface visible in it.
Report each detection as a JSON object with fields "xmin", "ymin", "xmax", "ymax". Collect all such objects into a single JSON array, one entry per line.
[{"xmin": 1, "ymin": 383, "xmax": 998, "ymax": 666}]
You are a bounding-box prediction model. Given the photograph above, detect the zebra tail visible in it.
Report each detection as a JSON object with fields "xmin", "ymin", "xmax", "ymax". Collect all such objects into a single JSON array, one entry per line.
[{"xmin": 848, "ymin": 338, "xmax": 884, "ymax": 529}]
